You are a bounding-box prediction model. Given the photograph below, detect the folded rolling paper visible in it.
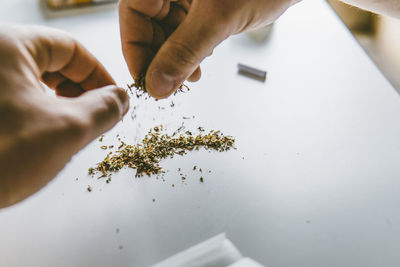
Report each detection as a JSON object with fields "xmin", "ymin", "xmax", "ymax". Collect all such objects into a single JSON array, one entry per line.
[{"xmin": 152, "ymin": 233, "xmax": 265, "ymax": 267}]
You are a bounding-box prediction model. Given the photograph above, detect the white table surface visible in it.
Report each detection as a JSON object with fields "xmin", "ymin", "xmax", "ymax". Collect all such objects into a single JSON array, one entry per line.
[{"xmin": 1, "ymin": 1, "xmax": 400, "ymax": 267}]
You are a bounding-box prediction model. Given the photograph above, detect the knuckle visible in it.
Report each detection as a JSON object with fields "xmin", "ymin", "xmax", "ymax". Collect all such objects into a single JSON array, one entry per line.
[
  {"xmin": 61, "ymin": 111, "xmax": 89, "ymax": 140},
  {"xmin": 90, "ymin": 89, "xmax": 122, "ymax": 124},
  {"xmin": 166, "ymin": 39, "xmax": 199, "ymax": 67},
  {"xmin": 205, "ymin": 2, "xmax": 235, "ymax": 23},
  {"xmin": 200, "ymin": 2, "xmax": 243, "ymax": 34},
  {"xmin": 101, "ymin": 90, "xmax": 121, "ymax": 116}
]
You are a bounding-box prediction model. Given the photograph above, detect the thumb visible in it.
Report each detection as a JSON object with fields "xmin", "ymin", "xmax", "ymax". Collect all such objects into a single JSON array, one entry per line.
[
  {"xmin": 73, "ymin": 85, "xmax": 129, "ymax": 139},
  {"xmin": 145, "ymin": 3, "xmax": 230, "ymax": 98}
]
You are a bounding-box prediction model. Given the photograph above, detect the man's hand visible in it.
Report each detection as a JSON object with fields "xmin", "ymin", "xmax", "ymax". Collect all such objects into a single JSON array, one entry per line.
[
  {"xmin": 0, "ymin": 25, "xmax": 129, "ymax": 208},
  {"xmin": 119, "ymin": 0, "xmax": 295, "ymax": 98}
]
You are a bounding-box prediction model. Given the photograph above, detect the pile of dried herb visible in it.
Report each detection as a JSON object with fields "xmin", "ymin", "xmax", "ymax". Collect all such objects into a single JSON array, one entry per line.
[
  {"xmin": 89, "ymin": 126, "xmax": 235, "ymax": 178},
  {"xmin": 127, "ymin": 74, "xmax": 190, "ymax": 99}
]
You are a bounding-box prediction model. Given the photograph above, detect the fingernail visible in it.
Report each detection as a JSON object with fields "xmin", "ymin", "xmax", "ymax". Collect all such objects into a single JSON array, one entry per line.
[
  {"xmin": 149, "ymin": 70, "xmax": 175, "ymax": 97},
  {"xmin": 115, "ymin": 87, "xmax": 130, "ymax": 115}
]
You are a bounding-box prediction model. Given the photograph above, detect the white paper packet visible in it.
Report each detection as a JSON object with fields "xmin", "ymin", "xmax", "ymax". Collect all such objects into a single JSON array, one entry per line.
[
  {"xmin": 228, "ymin": 258, "xmax": 266, "ymax": 267},
  {"xmin": 152, "ymin": 233, "xmax": 266, "ymax": 267},
  {"xmin": 152, "ymin": 233, "xmax": 242, "ymax": 267}
]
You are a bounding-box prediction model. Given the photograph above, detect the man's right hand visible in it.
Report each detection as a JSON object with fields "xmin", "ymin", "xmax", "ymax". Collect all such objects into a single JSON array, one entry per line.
[{"xmin": 119, "ymin": 0, "xmax": 296, "ymax": 99}]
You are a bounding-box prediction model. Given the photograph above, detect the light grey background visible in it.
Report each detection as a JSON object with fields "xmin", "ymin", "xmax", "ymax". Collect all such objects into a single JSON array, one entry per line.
[{"xmin": 0, "ymin": 1, "xmax": 399, "ymax": 266}]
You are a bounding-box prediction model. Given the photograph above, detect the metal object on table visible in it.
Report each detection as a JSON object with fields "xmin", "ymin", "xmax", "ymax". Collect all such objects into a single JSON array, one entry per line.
[{"xmin": 237, "ymin": 63, "xmax": 267, "ymax": 82}]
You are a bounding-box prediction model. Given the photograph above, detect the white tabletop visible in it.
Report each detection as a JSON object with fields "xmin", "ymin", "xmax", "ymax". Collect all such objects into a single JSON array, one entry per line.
[{"xmin": 1, "ymin": 1, "xmax": 400, "ymax": 267}]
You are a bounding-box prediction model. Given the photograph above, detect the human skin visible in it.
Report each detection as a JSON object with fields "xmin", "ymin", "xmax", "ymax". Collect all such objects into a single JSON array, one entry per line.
[
  {"xmin": 119, "ymin": 0, "xmax": 400, "ymax": 99},
  {"xmin": 0, "ymin": 25, "xmax": 129, "ymax": 208},
  {"xmin": 119, "ymin": 0, "xmax": 295, "ymax": 99}
]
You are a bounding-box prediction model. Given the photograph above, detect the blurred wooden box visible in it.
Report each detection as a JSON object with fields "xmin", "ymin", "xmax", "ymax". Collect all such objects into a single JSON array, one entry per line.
[
  {"xmin": 329, "ymin": 0, "xmax": 400, "ymax": 91},
  {"xmin": 46, "ymin": 0, "xmax": 116, "ymax": 9}
]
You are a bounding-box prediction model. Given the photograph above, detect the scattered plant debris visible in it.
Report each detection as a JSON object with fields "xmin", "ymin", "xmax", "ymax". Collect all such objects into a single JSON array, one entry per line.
[{"xmin": 89, "ymin": 126, "xmax": 235, "ymax": 178}]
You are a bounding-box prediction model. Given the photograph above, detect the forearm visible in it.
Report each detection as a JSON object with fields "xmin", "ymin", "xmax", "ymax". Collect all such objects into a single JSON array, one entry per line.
[{"xmin": 340, "ymin": 0, "xmax": 400, "ymax": 18}]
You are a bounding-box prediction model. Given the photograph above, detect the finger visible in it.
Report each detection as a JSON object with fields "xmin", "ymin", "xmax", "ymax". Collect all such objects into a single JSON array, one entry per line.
[
  {"xmin": 56, "ymin": 80, "xmax": 85, "ymax": 97},
  {"xmin": 120, "ymin": 0, "xmax": 170, "ymax": 19},
  {"xmin": 71, "ymin": 85, "xmax": 130, "ymax": 139},
  {"xmin": 41, "ymin": 71, "xmax": 67, "ymax": 89},
  {"xmin": 119, "ymin": 0, "xmax": 171, "ymax": 78},
  {"xmin": 42, "ymin": 72, "xmax": 88, "ymax": 97},
  {"xmin": 161, "ymin": 3, "xmax": 187, "ymax": 28},
  {"xmin": 151, "ymin": 20, "xmax": 167, "ymax": 51},
  {"xmin": 20, "ymin": 26, "xmax": 115, "ymax": 91},
  {"xmin": 158, "ymin": 3, "xmax": 188, "ymax": 39},
  {"xmin": 58, "ymin": 43, "xmax": 114, "ymax": 90},
  {"xmin": 145, "ymin": 2, "xmax": 231, "ymax": 98},
  {"xmin": 187, "ymin": 66, "xmax": 201, "ymax": 82},
  {"xmin": 154, "ymin": 0, "xmax": 172, "ymax": 20}
]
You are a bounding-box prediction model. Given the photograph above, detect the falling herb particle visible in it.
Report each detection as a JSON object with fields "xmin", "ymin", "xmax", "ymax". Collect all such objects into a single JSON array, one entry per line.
[
  {"xmin": 99, "ymin": 135, "xmax": 104, "ymax": 142},
  {"xmin": 100, "ymin": 145, "xmax": 107, "ymax": 150},
  {"xmin": 152, "ymin": 198, "xmax": 156, "ymax": 202},
  {"xmin": 172, "ymin": 123, "xmax": 185, "ymax": 137},
  {"xmin": 87, "ymin": 185, "xmax": 92, "ymax": 192},
  {"xmin": 128, "ymin": 74, "xmax": 189, "ymax": 99},
  {"xmin": 193, "ymin": 166, "xmax": 197, "ymax": 171},
  {"xmin": 200, "ymin": 177, "xmax": 204, "ymax": 183},
  {"xmin": 119, "ymin": 245, "xmax": 124, "ymax": 250}
]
